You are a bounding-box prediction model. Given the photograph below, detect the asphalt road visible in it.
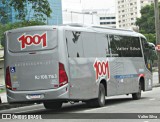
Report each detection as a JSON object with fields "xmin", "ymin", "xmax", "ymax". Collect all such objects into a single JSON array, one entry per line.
[{"xmin": 0, "ymin": 87, "xmax": 160, "ymax": 121}]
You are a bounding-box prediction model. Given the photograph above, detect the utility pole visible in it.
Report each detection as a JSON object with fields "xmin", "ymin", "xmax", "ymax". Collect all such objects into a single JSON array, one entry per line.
[{"xmin": 154, "ymin": 0, "xmax": 160, "ymax": 83}]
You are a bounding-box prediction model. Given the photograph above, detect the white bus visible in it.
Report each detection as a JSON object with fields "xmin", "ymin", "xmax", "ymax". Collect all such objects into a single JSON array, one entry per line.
[{"xmin": 4, "ymin": 24, "xmax": 152, "ymax": 109}]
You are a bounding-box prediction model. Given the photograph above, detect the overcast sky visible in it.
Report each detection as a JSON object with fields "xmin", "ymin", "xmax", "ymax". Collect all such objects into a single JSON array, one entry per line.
[{"xmin": 62, "ymin": 0, "xmax": 116, "ymax": 12}]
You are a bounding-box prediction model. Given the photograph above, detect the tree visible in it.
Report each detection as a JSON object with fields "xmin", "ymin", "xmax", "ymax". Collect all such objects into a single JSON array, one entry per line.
[
  {"xmin": 0, "ymin": 20, "xmax": 46, "ymax": 47},
  {"xmin": 0, "ymin": 0, "xmax": 11, "ymax": 24},
  {"xmin": 144, "ymin": 33, "xmax": 156, "ymax": 44},
  {"xmin": 0, "ymin": 0, "xmax": 52, "ymax": 22},
  {"xmin": 136, "ymin": 4, "xmax": 155, "ymax": 34},
  {"xmin": 136, "ymin": 3, "xmax": 159, "ymax": 44}
]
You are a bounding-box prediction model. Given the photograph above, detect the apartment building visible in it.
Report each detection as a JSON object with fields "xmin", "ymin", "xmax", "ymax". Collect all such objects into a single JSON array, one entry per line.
[
  {"xmin": 117, "ymin": 0, "xmax": 154, "ymax": 29},
  {"xmin": 98, "ymin": 12, "xmax": 117, "ymax": 28}
]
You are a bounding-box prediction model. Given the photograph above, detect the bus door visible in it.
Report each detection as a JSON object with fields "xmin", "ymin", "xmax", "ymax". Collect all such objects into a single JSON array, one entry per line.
[
  {"xmin": 66, "ymin": 31, "xmax": 98, "ymax": 99},
  {"xmin": 141, "ymin": 38, "xmax": 152, "ymax": 90}
]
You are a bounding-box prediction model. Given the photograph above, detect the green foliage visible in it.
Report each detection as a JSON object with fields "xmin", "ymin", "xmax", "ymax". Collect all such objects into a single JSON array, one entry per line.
[
  {"xmin": 135, "ymin": 3, "xmax": 160, "ymax": 44},
  {"xmin": 136, "ymin": 4, "xmax": 155, "ymax": 34},
  {"xmin": 0, "ymin": 20, "xmax": 46, "ymax": 47},
  {"xmin": 136, "ymin": 4, "xmax": 159, "ymax": 62},
  {"xmin": 9, "ymin": 0, "xmax": 52, "ymax": 21},
  {"xmin": 0, "ymin": 0, "xmax": 52, "ymax": 22},
  {"xmin": 0, "ymin": 0, "xmax": 11, "ymax": 24},
  {"xmin": 144, "ymin": 33, "xmax": 156, "ymax": 44}
]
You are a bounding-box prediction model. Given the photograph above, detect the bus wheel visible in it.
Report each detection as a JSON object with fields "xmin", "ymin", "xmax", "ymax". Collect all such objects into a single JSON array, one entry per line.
[
  {"xmin": 43, "ymin": 101, "xmax": 62, "ymax": 110},
  {"xmin": 86, "ymin": 83, "xmax": 105, "ymax": 107},
  {"xmin": 98, "ymin": 83, "xmax": 106, "ymax": 107},
  {"xmin": 132, "ymin": 82, "xmax": 142, "ymax": 100}
]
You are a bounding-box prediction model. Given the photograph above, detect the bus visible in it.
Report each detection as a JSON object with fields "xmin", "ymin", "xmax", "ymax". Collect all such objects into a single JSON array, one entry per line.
[{"xmin": 4, "ymin": 24, "xmax": 152, "ymax": 110}]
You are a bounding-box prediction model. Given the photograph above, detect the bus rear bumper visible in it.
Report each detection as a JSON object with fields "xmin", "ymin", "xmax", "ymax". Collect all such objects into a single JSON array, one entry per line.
[{"xmin": 6, "ymin": 84, "xmax": 69, "ymax": 103}]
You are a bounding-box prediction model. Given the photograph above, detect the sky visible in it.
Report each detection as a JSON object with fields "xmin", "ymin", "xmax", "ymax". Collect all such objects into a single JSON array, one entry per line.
[{"xmin": 62, "ymin": 0, "xmax": 116, "ymax": 13}]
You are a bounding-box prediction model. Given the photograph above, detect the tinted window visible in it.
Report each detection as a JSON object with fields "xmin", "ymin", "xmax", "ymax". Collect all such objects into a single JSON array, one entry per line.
[
  {"xmin": 141, "ymin": 38, "xmax": 152, "ymax": 72},
  {"xmin": 96, "ymin": 33, "xmax": 110, "ymax": 57},
  {"xmin": 8, "ymin": 30, "xmax": 57, "ymax": 52},
  {"xmin": 109, "ymin": 35, "xmax": 142, "ymax": 57},
  {"xmin": 66, "ymin": 31, "xmax": 84, "ymax": 57}
]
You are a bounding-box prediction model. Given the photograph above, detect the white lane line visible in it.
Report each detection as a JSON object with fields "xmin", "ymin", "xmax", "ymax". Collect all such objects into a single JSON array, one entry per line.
[
  {"xmin": 149, "ymin": 98, "xmax": 156, "ymax": 101},
  {"xmin": 80, "ymin": 105, "xmax": 116, "ymax": 113},
  {"xmin": 81, "ymin": 106, "xmax": 109, "ymax": 113}
]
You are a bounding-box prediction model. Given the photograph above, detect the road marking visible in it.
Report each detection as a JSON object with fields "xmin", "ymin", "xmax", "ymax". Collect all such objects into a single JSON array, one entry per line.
[
  {"xmin": 149, "ymin": 98, "xmax": 156, "ymax": 101},
  {"xmin": 81, "ymin": 106, "xmax": 109, "ymax": 113}
]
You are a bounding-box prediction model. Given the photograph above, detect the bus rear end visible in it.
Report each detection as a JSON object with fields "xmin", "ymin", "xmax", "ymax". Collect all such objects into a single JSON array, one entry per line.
[{"xmin": 4, "ymin": 26, "xmax": 69, "ymax": 107}]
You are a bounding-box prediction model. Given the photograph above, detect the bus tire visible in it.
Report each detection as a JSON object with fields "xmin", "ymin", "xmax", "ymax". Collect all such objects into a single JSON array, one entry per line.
[
  {"xmin": 97, "ymin": 83, "xmax": 105, "ymax": 107},
  {"xmin": 87, "ymin": 83, "xmax": 105, "ymax": 107},
  {"xmin": 43, "ymin": 101, "xmax": 62, "ymax": 110},
  {"xmin": 132, "ymin": 82, "xmax": 142, "ymax": 100}
]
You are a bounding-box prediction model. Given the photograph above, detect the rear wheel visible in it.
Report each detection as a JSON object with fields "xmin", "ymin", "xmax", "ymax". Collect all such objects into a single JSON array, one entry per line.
[
  {"xmin": 132, "ymin": 82, "xmax": 142, "ymax": 100},
  {"xmin": 43, "ymin": 101, "xmax": 62, "ymax": 110},
  {"xmin": 86, "ymin": 83, "xmax": 105, "ymax": 107}
]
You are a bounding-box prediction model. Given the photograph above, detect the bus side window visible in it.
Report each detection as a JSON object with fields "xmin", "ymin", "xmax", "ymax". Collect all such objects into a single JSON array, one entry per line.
[
  {"xmin": 141, "ymin": 38, "xmax": 152, "ymax": 72},
  {"xmin": 109, "ymin": 35, "xmax": 142, "ymax": 57},
  {"xmin": 66, "ymin": 31, "xmax": 84, "ymax": 58},
  {"xmin": 109, "ymin": 35, "xmax": 122, "ymax": 57},
  {"xmin": 96, "ymin": 33, "xmax": 110, "ymax": 57}
]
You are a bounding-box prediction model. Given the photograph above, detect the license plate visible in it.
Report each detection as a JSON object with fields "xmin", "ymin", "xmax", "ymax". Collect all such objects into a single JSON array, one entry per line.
[{"xmin": 26, "ymin": 94, "xmax": 44, "ymax": 100}]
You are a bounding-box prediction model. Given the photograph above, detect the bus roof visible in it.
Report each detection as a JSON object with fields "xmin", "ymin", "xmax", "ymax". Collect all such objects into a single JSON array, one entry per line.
[
  {"xmin": 61, "ymin": 23, "xmax": 145, "ymax": 38},
  {"xmin": 6, "ymin": 24, "xmax": 145, "ymax": 38}
]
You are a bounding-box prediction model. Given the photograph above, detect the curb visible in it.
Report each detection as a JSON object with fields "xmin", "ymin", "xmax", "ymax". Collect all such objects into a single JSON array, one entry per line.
[
  {"xmin": 0, "ymin": 103, "xmax": 34, "ymax": 110},
  {"xmin": 153, "ymin": 83, "xmax": 160, "ymax": 88}
]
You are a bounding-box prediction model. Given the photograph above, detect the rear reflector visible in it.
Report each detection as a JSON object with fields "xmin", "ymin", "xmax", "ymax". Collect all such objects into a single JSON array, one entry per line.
[
  {"xmin": 5, "ymin": 66, "xmax": 12, "ymax": 90},
  {"xmin": 59, "ymin": 63, "xmax": 68, "ymax": 87}
]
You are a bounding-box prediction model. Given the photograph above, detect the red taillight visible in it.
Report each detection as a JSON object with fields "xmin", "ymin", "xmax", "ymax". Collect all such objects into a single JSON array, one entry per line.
[
  {"xmin": 59, "ymin": 63, "xmax": 68, "ymax": 87},
  {"xmin": 5, "ymin": 66, "xmax": 12, "ymax": 90}
]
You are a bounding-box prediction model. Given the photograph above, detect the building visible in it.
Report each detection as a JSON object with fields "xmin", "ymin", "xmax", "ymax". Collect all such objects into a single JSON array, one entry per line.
[
  {"xmin": 63, "ymin": 10, "xmax": 99, "ymax": 25},
  {"xmin": 63, "ymin": 9, "xmax": 117, "ymax": 28},
  {"xmin": 0, "ymin": 0, "xmax": 62, "ymax": 25},
  {"xmin": 62, "ymin": 0, "xmax": 117, "ymax": 27},
  {"xmin": 47, "ymin": 0, "xmax": 63, "ymax": 25},
  {"xmin": 98, "ymin": 12, "xmax": 117, "ymax": 28},
  {"xmin": 117, "ymin": 0, "xmax": 154, "ymax": 29},
  {"xmin": 0, "ymin": 0, "xmax": 12, "ymax": 24},
  {"xmin": 141, "ymin": 0, "xmax": 154, "ymax": 7}
]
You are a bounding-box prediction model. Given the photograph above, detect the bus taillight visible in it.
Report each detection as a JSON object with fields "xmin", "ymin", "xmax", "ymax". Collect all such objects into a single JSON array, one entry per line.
[
  {"xmin": 5, "ymin": 66, "xmax": 12, "ymax": 90},
  {"xmin": 59, "ymin": 63, "xmax": 68, "ymax": 87}
]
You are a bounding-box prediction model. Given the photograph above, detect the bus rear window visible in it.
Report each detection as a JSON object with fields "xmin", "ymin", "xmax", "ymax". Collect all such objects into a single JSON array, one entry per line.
[{"xmin": 7, "ymin": 30, "xmax": 57, "ymax": 53}]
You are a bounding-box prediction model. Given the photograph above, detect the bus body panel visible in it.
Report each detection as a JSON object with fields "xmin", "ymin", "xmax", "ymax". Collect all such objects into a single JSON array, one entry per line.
[
  {"xmin": 6, "ymin": 84, "xmax": 69, "ymax": 103},
  {"xmin": 5, "ymin": 29, "xmax": 59, "ymax": 91},
  {"xmin": 5, "ymin": 27, "xmax": 68, "ymax": 103},
  {"xmin": 4, "ymin": 25, "xmax": 152, "ymax": 104}
]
